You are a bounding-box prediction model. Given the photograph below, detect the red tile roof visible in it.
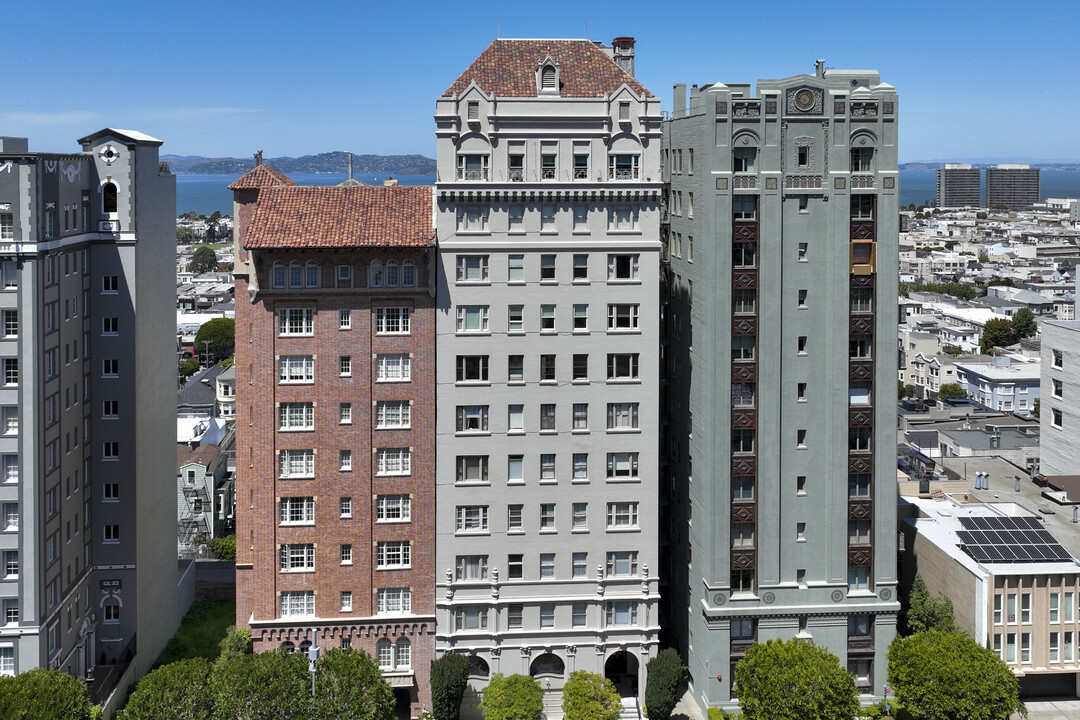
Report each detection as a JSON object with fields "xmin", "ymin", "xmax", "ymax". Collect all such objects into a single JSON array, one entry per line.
[
  {"xmin": 242, "ymin": 185, "xmax": 435, "ymax": 249},
  {"xmin": 444, "ymin": 39, "xmax": 652, "ymax": 99},
  {"xmin": 227, "ymin": 164, "xmax": 297, "ymax": 190}
]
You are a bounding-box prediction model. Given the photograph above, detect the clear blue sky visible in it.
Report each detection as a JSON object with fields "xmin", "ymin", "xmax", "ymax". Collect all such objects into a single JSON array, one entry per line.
[{"xmin": 7, "ymin": 0, "xmax": 1079, "ymax": 163}]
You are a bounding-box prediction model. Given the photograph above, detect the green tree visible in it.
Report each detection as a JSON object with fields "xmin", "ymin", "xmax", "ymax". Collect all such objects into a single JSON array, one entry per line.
[
  {"xmin": 1011, "ymin": 307, "xmax": 1038, "ymax": 340},
  {"xmin": 562, "ymin": 671, "xmax": 620, "ymax": 720},
  {"xmin": 210, "ymin": 649, "xmax": 312, "ymax": 720},
  {"xmin": 219, "ymin": 626, "xmax": 251, "ymax": 658},
  {"xmin": 207, "ymin": 535, "xmax": 235, "ymax": 561},
  {"xmin": 981, "ymin": 317, "xmax": 1015, "ymax": 353},
  {"xmin": 479, "ymin": 674, "xmax": 542, "ymax": 720},
  {"xmin": 888, "ymin": 630, "xmax": 1024, "ymax": 720},
  {"xmin": 937, "ymin": 383, "xmax": 967, "ymax": 401},
  {"xmin": 188, "ymin": 246, "xmax": 219, "ymax": 274},
  {"xmin": 178, "ymin": 357, "xmax": 200, "ymax": 380},
  {"xmin": 732, "ymin": 639, "xmax": 858, "ymax": 720},
  {"xmin": 177, "ymin": 226, "xmax": 195, "ymax": 244},
  {"xmin": 644, "ymin": 648, "xmax": 686, "ymax": 720},
  {"xmin": 0, "ymin": 668, "xmax": 96, "ymax": 720},
  {"xmin": 903, "ymin": 575, "xmax": 956, "ymax": 635},
  {"xmin": 194, "ymin": 319, "xmax": 235, "ymax": 364},
  {"xmin": 313, "ymin": 646, "xmax": 394, "ymax": 720},
  {"xmin": 430, "ymin": 652, "xmax": 470, "ymax": 720},
  {"xmin": 122, "ymin": 658, "xmax": 213, "ymax": 720},
  {"xmin": 1033, "ymin": 397, "xmax": 1041, "ymax": 419}
]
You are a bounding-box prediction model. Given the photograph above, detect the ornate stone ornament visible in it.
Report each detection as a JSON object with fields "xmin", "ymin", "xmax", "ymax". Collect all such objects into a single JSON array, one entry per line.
[
  {"xmin": 716, "ymin": 178, "xmax": 728, "ymax": 190},
  {"xmin": 714, "ymin": 593, "xmax": 726, "ymax": 606},
  {"xmin": 880, "ymin": 588, "xmax": 893, "ymax": 601},
  {"xmin": 762, "ymin": 591, "xmax": 776, "ymax": 604},
  {"xmin": 831, "ymin": 590, "xmax": 845, "ymax": 602},
  {"xmin": 786, "ymin": 85, "xmax": 824, "ymax": 115},
  {"xmin": 99, "ymin": 144, "xmax": 119, "ymax": 166}
]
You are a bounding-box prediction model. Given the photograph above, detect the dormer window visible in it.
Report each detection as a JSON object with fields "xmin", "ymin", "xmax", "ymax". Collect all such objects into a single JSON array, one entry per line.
[
  {"xmin": 467, "ymin": 101, "xmax": 479, "ymax": 121},
  {"xmin": 536, "ymin": 59, "xmax": 560, "ymax": 96},
  {"xmin": 541, "ymin": 66, "xmax": 556, "ymax": 90}
]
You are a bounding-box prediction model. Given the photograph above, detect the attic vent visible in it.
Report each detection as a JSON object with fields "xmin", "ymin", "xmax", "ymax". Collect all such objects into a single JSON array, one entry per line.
[{"xmin": 541, "ymin": 66, "xmax": 557, "ymax": 90}]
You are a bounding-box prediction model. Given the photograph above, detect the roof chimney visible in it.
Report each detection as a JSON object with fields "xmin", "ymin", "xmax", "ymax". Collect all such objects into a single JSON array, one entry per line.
[
  {"xmin": 612, "ymin": 37, "xmax": 635, "ymax": 78},
  {"xmin": 348, "ymin": 152, "xmax": 354, "ymax": 180},
  {"xmin": 815, "ymin": 59, "xmax": 825, "ymax": 78},
  {"xmin": 253, "ymin": 150, "xmax": 263, "ymax": 166}
]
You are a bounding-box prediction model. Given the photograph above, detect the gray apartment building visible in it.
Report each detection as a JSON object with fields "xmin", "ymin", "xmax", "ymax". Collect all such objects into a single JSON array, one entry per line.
[
  {"xmin": 662, "ymin": 66, "xmax": 900, "ymax": 712},
  {"xmin": 433, "ymin": 38, "xmax": 662, "ymax": 713},
  {"xmin": 936, "ymin": 163, "xmax": 981, "ymax": 208},
  {"xmin": 986, "ymin": 164, "xmax": 1040, "ymax": 209},
  {"xmin": 1040, "ymin": 320, "xmax": 1080, "ymax": 478},
  {"xmin": 0, "ymin": 131, "xmax": 185, "ymax": 699}
]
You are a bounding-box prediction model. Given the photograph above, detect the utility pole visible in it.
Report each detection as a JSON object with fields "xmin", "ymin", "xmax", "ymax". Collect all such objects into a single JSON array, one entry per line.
[
  {"xmin": 308, "ymin": 628, "xmax": 320, "ymax": 697},
  {"xmin": 202, "ymin": 339, "xmax": 211, "ymax": 366}
]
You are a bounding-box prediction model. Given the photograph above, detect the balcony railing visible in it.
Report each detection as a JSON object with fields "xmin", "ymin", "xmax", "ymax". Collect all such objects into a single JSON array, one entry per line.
[
  {"xmin": 457, "ymin": 169, "xmax": 488, "ymax": 181},
  {"xmin": 851, "ymin": 175, "xmax": 875, "ymax": 189},
  {"xmin": 732, "ymin": 176, "xmax": 757, "ymax": 189},
  {"xmin": 608, "ymin": 168, "xmax": 640, "ymax": 181}
]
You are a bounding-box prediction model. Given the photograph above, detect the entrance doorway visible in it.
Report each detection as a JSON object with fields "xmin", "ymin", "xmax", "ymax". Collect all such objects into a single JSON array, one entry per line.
[{"xmin": 604, "ymin": 651, "xmax": 639, "ymax": 697}]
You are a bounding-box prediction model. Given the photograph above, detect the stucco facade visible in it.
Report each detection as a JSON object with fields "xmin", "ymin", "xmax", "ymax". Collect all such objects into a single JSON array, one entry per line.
[
  {"xmin": 0, "ymin": 131, "xmax": 184, "ymax": 699},
  {"xmin": 433, "ymin": 39, "xmax": 662, "ymax": 713},
  {"xmin": 661, "ymin": 67, "xmax": 900, "ymax": 712}
]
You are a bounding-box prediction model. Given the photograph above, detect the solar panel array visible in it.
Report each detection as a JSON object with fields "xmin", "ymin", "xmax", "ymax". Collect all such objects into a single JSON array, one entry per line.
[{"xmin": 957, "ymin": 515, "xmax": 1074, "ymax": 564}]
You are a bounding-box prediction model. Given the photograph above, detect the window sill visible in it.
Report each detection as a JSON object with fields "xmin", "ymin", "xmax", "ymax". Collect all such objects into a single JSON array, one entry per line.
[
  {"xmin": 455, "ymin": 481, "xmax": 491, "ymax": 488},
  {"xmin": 539, "ymin": 430, "xmax": 557, "ymax": 436},
  {"xmin": 572, "ymin": 329, "xmax": 589, "ymax": 335},
  {"xmin": 455, "ymin": 281, "xmax": 492, "ymax": 287},
  {"xmin": 606, "ymin": 279, "xmax": 641, "ymax": 285},
  {"xmin": 506, "ymin": 429, "xmax": 525, "ymax": 436},
  {"xmin": 606, "ymin": 428, "xmax": 641, "ymax": 434},
  {"xmin": 507, "ymin": 529, "xmax": 525, "ymax": 536},
  {"xmin": 539, "ymin": 479, "xmax": 558, "ymax": 486},
  {"xmin": 374, "ymin": 379, "xmax": 411, "ymax": 384},
  {"xmin": 455, "ymin": 332, "xmax": 491, "ymax": 337},
  {"xmin": 455, "ymin": 531, "xmax": 491, "ymax": 537},
  {"xmin": 375, "ymin": 566, "xmax": 412, "ymax": 571},
  {"xmin": 571, "ymin": 378, "xmax": 589, "ymax": 385},
  {"xmin": 456, "ymin": 381, "xmax": 491, "ymax": 388},
  {"xmin": 278, "ymin": 428, "xmax": 315, "ymax": 433},
  {"xmin": 507, "ymin": 331, "xmax": 525, "ymax": 337},
  {"xmin": 571, "ymin": 429, "xmax": 590, "ymax": 435},
  {"xmin": 455, "ymin": 431, "xmax": 491, "ymax": 437},
  {"xmin": 539, "ymin": 529, "xmax": 557, "ymax": 534},
  {"xmin": 571, "ymin": 478, "xmax": 590, "ymax": 484},
  {"xmin": 606, "ymin": 329, "xmax": 641, "ymax": 335},
  {"xmin": 571, "ymin": 528, "xmax": 590, "ymax": 534},
  {"xmin": 606, "ymin": 527, "xmax": 640, "ymax": 533},
  {"xmin": 506, "ymin": 480, "xmax": 526, "ymax": 487},
  {"xmin": 606, "ymin": 476, "xmax": 640, "ymax": 483}
]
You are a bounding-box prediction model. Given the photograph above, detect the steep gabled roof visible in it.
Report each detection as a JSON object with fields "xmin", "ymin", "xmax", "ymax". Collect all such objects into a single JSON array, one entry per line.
[
  {"xmin": 77, "ymin": 128, "xmax": 163, "ymax": 146},
  {"xmin": 242, "ymin": 185, "xmax": 434, "ymax": 249},
  {"xmin": 227, "ymin": 163, "xmax": 297, "ymax": 190},
  {"xmin": 443, "ymin": 39, "xmax": 652, "ymax": 98}
]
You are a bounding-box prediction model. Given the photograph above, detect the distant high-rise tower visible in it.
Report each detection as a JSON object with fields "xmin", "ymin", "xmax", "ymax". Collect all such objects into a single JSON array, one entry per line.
[
  {"xmin": 0, "ymin": 131, "xmax": 182, "ymax": 692},
  {"xmin": 936, "ymin": 163, "xmax": 981, "ymax": 207},
  {"xmin": 662, "ymin": 68, "xmax": 900, "ymax": 713},
  {"xmin": 986, "ymin": 164, "xmax": 1040, "ymax": 209}
]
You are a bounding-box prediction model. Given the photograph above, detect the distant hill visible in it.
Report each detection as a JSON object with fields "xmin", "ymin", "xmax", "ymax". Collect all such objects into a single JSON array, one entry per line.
[{"xmin": 162, "ymin": 151, "xmax": 436, "ymax": 176}]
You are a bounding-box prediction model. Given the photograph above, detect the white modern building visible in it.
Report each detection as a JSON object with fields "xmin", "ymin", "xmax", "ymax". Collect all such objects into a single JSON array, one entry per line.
[{"xmin": 433, "ymin": 38, "xmax": 662, "ymax": 713}]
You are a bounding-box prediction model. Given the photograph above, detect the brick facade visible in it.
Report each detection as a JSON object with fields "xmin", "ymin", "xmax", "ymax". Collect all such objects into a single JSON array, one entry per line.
[{"xmin": 234, "ymin": 179, "xmax": 435, "ymax": 716}]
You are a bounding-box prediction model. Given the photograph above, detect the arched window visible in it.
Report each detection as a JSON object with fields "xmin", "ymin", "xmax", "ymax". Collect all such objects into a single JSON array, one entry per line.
[
  {"xmin": 289, "ymin": 261, "xmax": 302, "ymax": 288},
  {"xmin": 402, "ymin": 260, "xmax": 416, "ymax": 287},
  {"xmin": 530, "ymin": 652, "xmax": 565, "ymax": 678},
  {"xmin": 272, "ymin": 261, "xmax": 286, "ymax": 288},
  {"xmin": 102, "ymin": 183, "xmax": 118, "ymax": 214},
  {"xmin": 385, "ymin": 260, "xmax": 399, "ymax": 287},
  {"xmin": 305, "ymin": 260, "xmax": 320, "ymax": 288},
  {"xmin": 395, "ymin": 638, "xmax": 411, "ymax": 669},
  {"xmin": 281, "ymin": 641, "xmax": 296, "ymax": 653},
  {"xmin": 376, "ymin": 638, "xmax": 392, "ymax": 668},
  {"xmin": 469, "ymin": 655, "xmax": 490, "ymax": 678},
  {"xmin": 299, "ymin": 640, "xmax": 312, "ymax": 657},
  {"xmin": 370, "ymin": 261, "xmax": 383, "ymax": 288}
]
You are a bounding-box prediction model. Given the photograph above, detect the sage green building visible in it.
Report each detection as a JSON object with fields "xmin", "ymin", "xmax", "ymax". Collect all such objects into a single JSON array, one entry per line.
[{"xmin": 661, "ymin": 63, "xmax": 900, "ymax": 712}]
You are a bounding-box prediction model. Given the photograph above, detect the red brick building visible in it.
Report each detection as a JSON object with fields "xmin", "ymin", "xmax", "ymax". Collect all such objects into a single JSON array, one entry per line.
[{"xmin": 231, "ymin": 165, "xmax": 435, "ymax": 716}]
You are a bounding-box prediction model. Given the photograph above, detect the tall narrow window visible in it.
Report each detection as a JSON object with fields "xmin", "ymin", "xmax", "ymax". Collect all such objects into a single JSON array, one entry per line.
[{"xmin": 102, "ymin": 183, "xmax": 118, "ymax": 214}]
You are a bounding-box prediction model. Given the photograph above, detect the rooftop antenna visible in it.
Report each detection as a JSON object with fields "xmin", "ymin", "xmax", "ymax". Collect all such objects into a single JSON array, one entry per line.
[
  {"xmin": 254, "ymin": 150, "xmax": 263, "ymax": 167},
  {"xmin": 347, "ymin": 152, "xmax": 354, "ymax": 181}
]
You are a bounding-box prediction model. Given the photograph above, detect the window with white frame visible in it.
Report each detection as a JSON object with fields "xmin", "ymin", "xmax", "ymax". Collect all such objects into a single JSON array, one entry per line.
[
  {"xmin": 278, "ymin": 497, "xmax": 315, "ymax": 525},
  {"xmin": 607, "ymin": 353, "xmax": 638, "ymax": 380},
  {"xmin": 456, "ymin": 506, "xmax": 489, "ymax": 534},
  {"xmin": 456, "ymin": 255, "xmax": 489, "ymax": 282},
  {"xmin": 607, "ymin": 403, "xmax": 639, "ymax": 430},
  {"xmin": 278, "ymin": 355, "xmax": 314, "ymax": 383},
  {"xmin": 376, "ymin": 401, "xmax": 411, "ymax": 429},
  {"xmin": 1, "ymin": 408, "xmax": 16, "ymax": 436},
  {"xmin": 507, "ymin": 305, "xmax": 524, "ymax": 332},
  {"xmin": 339, "ymin": 450, "xmax": 352, "ymax": 471},
  {"xmin": 2, "ymin": 551, "xmax": 16, "ymax": 579},
  {"xmin": 338, "ymin": 309, "xmax": 351, "ymax": 329},
  {"xmin": 339, "ymin": 497, "xmax": 352, "ymax": 517},
  {"xmin": 277, "ymin": 308, "xmax": 314, "ymax": 336},
  {"xmin": 280, "ymin": 591, "xmax": 315, "ymax": 617},
  {"xmin": 455, "ymin": 555, "xmax": 487, "ymax": 580},
  {"xmin": 375, "ymin": 307, "xmax": 411, "ymax": 334},
  {"xmin": 278, "ymin": 403, "xmax": 314, "ymax": 431},
  {"xmin": 606, "ymin": 502, "xmax": 639, "ymax": 529},
  {"xmin": 340, "ymin": 544, "xmax": 352, "ymax": 564},
  {"xmin": 607, "ymin": 551, "xmax": 638, "ymax": 575},
  {"xmin": 279, "ymin": 544, "xmax": 315, "ymax": 572},
  {"xmin": 456, "ymin": 305, "xmax": 489, "ymax": 332},
  {"xmin": 2, "ymin": 505, "xmax": 17, "ymax": 532},
  {"xmin": 2, "ymin": 360, "xmax": 15, "ymax": 386},
  {"xmin": 607, "ymin": 452, "xmax": 639, "ymax": 478},
  {"xmin": 456, "ymin": 455, "xmax": 489, "ymax": 483},
  {"xmin": 380, "ymin": 446, "xmax": 412, "ymax": 474},
  {"xmin": 609, "ymin": 205, "xmax": 638, "ymax": 230},
  {"xmin": 456, "ymin": 355, "xmax": 488, "ymax": 383},
  {"xmin": 607, "ymin": 304, "xmax": 639, "ymax": 330},
  {"xmin": 457, "ymin": 155, "xmax": 489, "ymax": 181},
  {"xmin": 1, "ymin": 311, "xmax": 16, "ymax": 338},
  {"xmin": 376, "ymin": 494, "xmax": 411, "ymax": 522},
  {"xmin": 454, "ymin": 606, "xmax": 488, "ymax": 630},
  {"xmin": 457, "ymin": 206, "xmax": 488, "ymax": 231},
  {"xmin": 456, "ymin": 405, "xmax": 488, "ymax": 432},
  {"xmin": 339, "ymin": 403, "xmax": 352, "ymax": 424},
  {"xmin": 376, "ymin": 588, "xmax": 412, "ymax": 614},
  {"xmin": 606, "ymin": 601, "xmax": 638, "ymax": 625},
  {"xmin": 376, "ymin": 353, "xmax": 410, "ymax": 381},
  {"xmin": 376, "ymin": 541, "xmax": 411, "ymax": 569},
  {"xmin": 339, "ymin": 591, "xmax": 352, "ymax": 612},
  {"xmin": 278, "ymin": 449, "xmax": 315, "ymax": 478}
]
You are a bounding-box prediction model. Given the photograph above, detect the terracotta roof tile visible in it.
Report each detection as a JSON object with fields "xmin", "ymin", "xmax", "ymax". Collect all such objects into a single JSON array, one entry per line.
[
  {"xmin": 227, "ymin": 164, "xmax": 298, "ymax": 190},
  {"xmin": 444, "ymin": 39, "xmax": 652, "ymax": 99},
  {"xmin": 242, "ymin": 185, "xmax": 434, "ymax": 249}
]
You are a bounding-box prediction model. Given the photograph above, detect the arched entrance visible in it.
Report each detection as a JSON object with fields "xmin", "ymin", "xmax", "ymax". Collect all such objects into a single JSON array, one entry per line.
[
  {"xmin": 604, "ymin": 650, "xmax": 639, "ymax": 697},
  {"xmin": 529, "ymin": 652, "xmax": 565, "ymax": 679}
]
